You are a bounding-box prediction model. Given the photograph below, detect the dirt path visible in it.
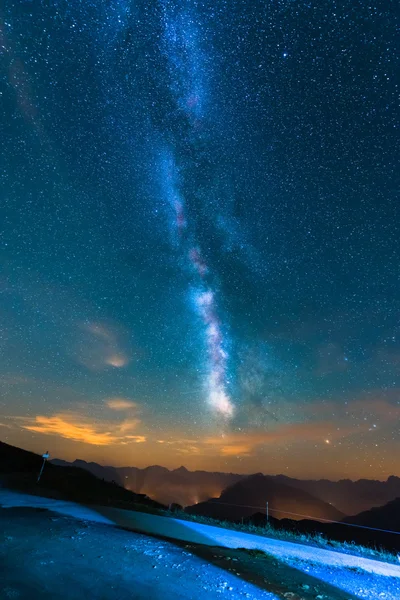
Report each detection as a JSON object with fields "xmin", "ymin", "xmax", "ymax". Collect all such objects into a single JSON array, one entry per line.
[
  {"xmin": 2, "ymin": 490, "xmax": 400, "ymax": 578},
  {"xmin": 0, "ymin": 507, "xmax": 398, "ymax": 600},
  {"xmin": 1, "ymin": 492, "xmax": 400, "ymax": 599}
]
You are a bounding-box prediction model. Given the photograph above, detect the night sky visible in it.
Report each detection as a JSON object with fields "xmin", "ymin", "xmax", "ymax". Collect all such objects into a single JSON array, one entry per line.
[{"xmin": 1, "ymin": 0, "xmax": 399, "ymax": 480}]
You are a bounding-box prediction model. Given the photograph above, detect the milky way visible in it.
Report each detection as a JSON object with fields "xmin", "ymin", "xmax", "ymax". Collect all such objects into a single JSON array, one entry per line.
[
  {"xmin": 1, "ymin": 0, "xmax": 399, "ymax": 477},
  {"xmin": 155, "ymin": 1, "xmax": 236, "ymax": 419}
]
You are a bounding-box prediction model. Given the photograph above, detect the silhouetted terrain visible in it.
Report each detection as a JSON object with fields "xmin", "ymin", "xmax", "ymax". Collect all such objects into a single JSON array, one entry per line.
[
  {"xmin": 343, "ymin": 497, "xmax": 400, "ymax": 531},
  {"xmin": 51, "ymin": 458, "xmax": 400, "ymax": 516},
  {"xmin": 186, "ymin": 473, "xmax": 345, "ymax": 522},
  {"xmin": 274, "ymin": 474, "xmax": 400, "ymax": 516},
  {"xmin": 0, "ymin": 441, "xmax": 164, "ymax": 512},
  {"xmin": 3, "ymin": 442, "xmax": 400, "ymax": 554},
  {"xmin": 52, "ymin": 458, "xmax": 243, "ymax": 506}
]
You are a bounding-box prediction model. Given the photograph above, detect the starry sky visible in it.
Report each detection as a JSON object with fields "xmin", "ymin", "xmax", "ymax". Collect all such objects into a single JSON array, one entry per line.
[{"xmin": 1, "ymin": 0, "xmax": 399, "ymax": 480}]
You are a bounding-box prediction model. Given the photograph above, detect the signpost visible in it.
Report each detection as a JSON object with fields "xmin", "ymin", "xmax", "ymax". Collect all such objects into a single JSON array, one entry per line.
[{"xmin": 37, "ymin": 451, "xmax": 50, "ymax": 483}]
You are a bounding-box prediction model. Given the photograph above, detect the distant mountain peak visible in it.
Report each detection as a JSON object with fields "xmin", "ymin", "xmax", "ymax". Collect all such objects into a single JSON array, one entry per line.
[{"xmin": 174, "ymin": 466, "xmax": 189, "ymax": 473}]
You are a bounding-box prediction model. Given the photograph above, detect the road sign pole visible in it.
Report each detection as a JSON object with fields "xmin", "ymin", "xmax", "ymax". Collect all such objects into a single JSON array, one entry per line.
[{"xmin": 37, "ymin": 451, "xmax": 50, "ymax": 483}]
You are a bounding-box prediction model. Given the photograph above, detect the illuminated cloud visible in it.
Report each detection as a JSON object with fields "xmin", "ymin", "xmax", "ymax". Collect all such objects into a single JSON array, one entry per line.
[
  {"xmin": 119, "ymin": 435, "xmax": 146, "ymax": 445},
  {"xmin": 106, "ymin": 398, "xmax": 138, "ymax": 411},
  {"xmin": 219, "ymin": 444, "xmax": 252, "ymax": 457},
  {"xmin": 21, "ymin": 413, "xmax": 145, "ymax": 446},
  {"xmin": 74, "ymin": 321, "xmax": 130, "ymax": 371},
  {"xmin": 196, "ymin": 394, "xmax": 400, "ymax": 460},
  {"xmin": 176, "ymin": 445, "xmax": 201, "ymax": 455},
  {"xmin": 119, "ymin": 419, "xmax": 141, "ymax": 433},
  {"xmin": 105, "ymin": 354, "xmax": 128, "ymax": 368},
  {"xmin": 23, "ymin": 415, "xmax": 115, "ymax": 446},
  {"xmin": 204, "ymin": 419, "xmax": 365, "ymax": 457}
]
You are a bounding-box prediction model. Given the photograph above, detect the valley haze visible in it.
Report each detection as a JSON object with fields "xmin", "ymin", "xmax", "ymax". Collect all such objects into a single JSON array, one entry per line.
[{"xmin": 51, "ymin": 456, "xmax": 400, "ymax": 518}]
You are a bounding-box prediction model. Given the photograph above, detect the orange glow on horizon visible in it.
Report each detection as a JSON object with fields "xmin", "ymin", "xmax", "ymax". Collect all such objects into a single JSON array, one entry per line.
[{"xmin": 1, "ymin": 391, "xmax": 398, "ymax": 482}]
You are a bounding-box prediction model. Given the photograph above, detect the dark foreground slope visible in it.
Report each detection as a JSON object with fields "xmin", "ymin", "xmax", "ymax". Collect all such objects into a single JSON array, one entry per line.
[
  {"xmin": 4, "ymin": 506, "xmax": 399, "ymax": 600},
  {"xmin": 0, "ymin": 441, "xmax": 164, "ymax": 511}
]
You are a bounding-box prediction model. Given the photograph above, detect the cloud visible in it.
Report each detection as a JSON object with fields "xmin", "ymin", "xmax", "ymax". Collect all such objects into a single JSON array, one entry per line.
[
  {"xmin": 204, "ymin": 419, "xmax": 366, "ymax": 458},
  {"xmin": 153, "ymin": 420, "xmax": 353, "ymax": 460},
  {"xmin": 20, "ymin": 412, "xmax": 146, "ymax": 446},
  {"xmin": 119, "ymin": 419, "xmax": 141, "ymax": 433},
  {"xmin": 202, "ymin": 392, "xmax": 400, "ymax": 458},
  {"xmin": 106, "ymin": 398, "xmax": 138, "ymax": 411},
  {"xmin": 175, "ymin": 445, "xmax": 201, "ymax": 455},
  {"xmin": 219, "ymin": 444, "xmax": 252, "ymax": 457},
  {"xmin": 105, "ymin": 354, "xmax": 128, "ymax": 368},
  {"xmin": 73, "ymin": 321, "xmax": 130, "ymax": 371}
]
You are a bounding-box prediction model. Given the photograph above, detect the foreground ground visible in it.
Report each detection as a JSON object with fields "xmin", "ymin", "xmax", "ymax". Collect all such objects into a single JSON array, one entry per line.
[{"xmin": 1, "ymin": 492, "xmax": 400, "ymax": 599}]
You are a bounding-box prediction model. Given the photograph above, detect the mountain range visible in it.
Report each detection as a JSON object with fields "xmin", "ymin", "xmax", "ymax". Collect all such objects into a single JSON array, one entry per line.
[
  {"xmin": 273, "ymin": 474, "xmax": 400, "ymax": 515},
  {"xmin": 51, "ymin": 457, "xmax": 400, "ymax": 518},
  {"xmin": 185, "ymin": 473, "xmax": 345, "ymax": 522},
  {"xmin": 2, "ymin": 442, "xmax": 400, "ymax": 554},
  {"xmin": 344, "ymin": 496, "xmax": 400, "ymax": 532},
  {"xmin": 51, "ymin": 458, "xmax": 243, "ymax": 507}
]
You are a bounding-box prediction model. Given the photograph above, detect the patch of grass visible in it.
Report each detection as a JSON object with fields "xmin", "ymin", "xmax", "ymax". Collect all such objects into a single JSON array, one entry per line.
[
  {"xmin": 158, "ymin": 508, "xmax": 399, "ymax": 566},
  {"xmin": 90, "ymin": 500, "xmax": 398, "ymax": 566},
  {"xmin": 236, "ymin": 548, "xmax": 268, "ymax": 558},
  {"xmin": 324, "ymin": 538, "xmax": 398, "ymax": 564},
  {"xmin": 347, "ymin": 566, "xmax": 367, "ymax": 575}
]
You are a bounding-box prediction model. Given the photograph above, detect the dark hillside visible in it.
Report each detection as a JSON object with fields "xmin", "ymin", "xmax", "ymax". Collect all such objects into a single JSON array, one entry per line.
[{"xmin": 0, "ymin": 441, "xmax": 164, "ymax": 512}]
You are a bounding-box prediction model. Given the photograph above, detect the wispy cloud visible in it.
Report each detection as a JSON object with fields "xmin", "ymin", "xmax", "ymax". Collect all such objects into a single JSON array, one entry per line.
[
  {"xmin": 20, "ymin": 412, "xmax": 145, "ymax": 446},
  {"xmin": 204, "ymin": 420, "xmax": 353, "ymax": 457},
  {"xmin": 0, "ymin": 422, "xmax": 13, "ymax": 430},
  {"xmin": 73, "ymin": 321, "xmax": 130, "ymax": 371},
  {"xmin": 204, "ymin": 393, "xmax": 400, "ymax": 457},
  {"xmin": 106, "ymin": 398, "xmax": 138, "ymax": 411}
]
